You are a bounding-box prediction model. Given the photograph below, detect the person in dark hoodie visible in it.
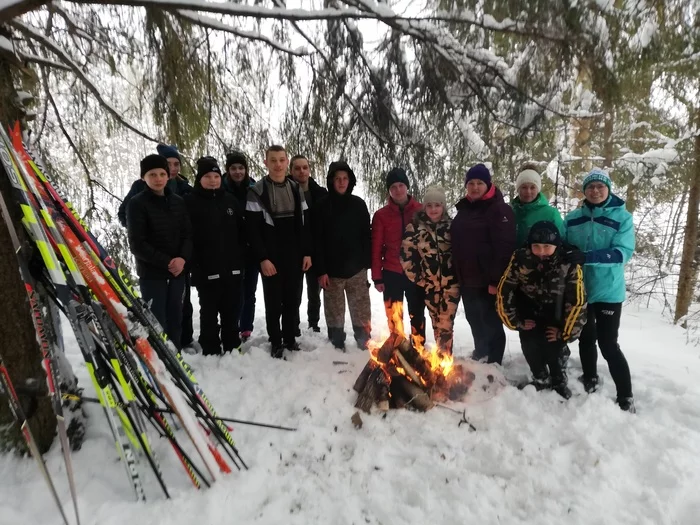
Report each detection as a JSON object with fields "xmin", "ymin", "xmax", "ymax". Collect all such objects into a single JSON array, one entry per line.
[
  {"xmin": 313, "ymin": 161, "xmax": 371, "ymax": 350},
  {"xmin": 126, "ymin": 154, "xmax": 192, "ymax": 350},
  {"xmin": 185, "ymin": 157, "xmax": 245, "ymax": 355},
  {"xmin": 290, "ymin": 154, "xmax": 328, "ymax": 334},
  {"xmin": 246, "ymin": 145, "xmax": 312, "ymax": 358},
  {"xmin": 451, "ymin": 163, "xmax": 516, "ymax": 365},
  {"xmin": 371, "ymin": 168, "xmax": 425, "ymax": 347},
  {"xmin": 223, "ymin": 151, "xmax": 258, "ymax": 342}
]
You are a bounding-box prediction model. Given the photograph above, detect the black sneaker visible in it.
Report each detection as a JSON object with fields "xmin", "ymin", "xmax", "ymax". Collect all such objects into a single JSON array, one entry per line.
[
  {"xmin": 284, "ymin": 341, "xmax": 301, "ymax": 351},
  {"xmin": 578, "ymin": 374, "xmax": 600, "ymax": 393},
  {"xmin": 271, "ymin": 342, "xmax": 285, "ymax": 359},
  {"xmin": 618, "ymin": 397, "xmax": 636, "ymax": 413}
]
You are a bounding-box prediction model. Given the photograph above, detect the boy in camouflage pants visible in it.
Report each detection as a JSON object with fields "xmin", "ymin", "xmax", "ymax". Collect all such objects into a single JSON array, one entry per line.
[{"xmin": 401, "ymin": 187, "xmax": 460, "ymax": 355}]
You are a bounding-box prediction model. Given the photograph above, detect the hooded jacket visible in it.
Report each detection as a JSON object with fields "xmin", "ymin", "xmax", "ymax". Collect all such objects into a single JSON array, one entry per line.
[
  {"xmin": 450, "ymin": 185, "xmax": 516, "ymax": 288},
  {"xmin": 312, "ymin": 161, "xmax": 371, "ymax": 279},
  {"xmin": 126, "ymin": 186, "xmax": 192, "ymax": 279},
  {"xmin": 371, "ymin": 196, "xmax": 422, "ymax": 282},
  {"xmin": 511, "ymin": 192, "xmax": 565, "ymax": 247},
  {"xmin": 245, "ymin": 176, "xmax": 311, "ymax": 263},
  {"xmin": 564, "ymin": 194, "xmax": 635, "ymax": 303},
  {"xmin": 184, "ymin": 184, "xmax": 245, "ymax": 284},
  {"xmin": 400, "ymin": 210, "xmax": 458, "ymax": 294}
]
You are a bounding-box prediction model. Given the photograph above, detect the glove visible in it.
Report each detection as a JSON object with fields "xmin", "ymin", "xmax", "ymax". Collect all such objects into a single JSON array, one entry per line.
[{"xmin": 563, "ymin": 247, "xmax": 586, "ymax": 266}]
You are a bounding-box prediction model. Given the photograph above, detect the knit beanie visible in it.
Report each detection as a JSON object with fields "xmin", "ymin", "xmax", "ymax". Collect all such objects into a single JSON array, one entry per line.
[
  {"xmin": 140, "ymin": 154, "xmax": 169, "ymax": 178},
  {"xmin": 195, "ymin": 156, "xmax": 222, "ymax": 183},
  {"xmin": 582, "ymin": 168, "xmax": 612, "ymax": 192},
  {"xmin": 385, "ymin": 167, "xmax": 409, "ymax": 190},
  {"xmin": 465, "ymin": 164, "xmax": 492, "ymax": 188},
  {"xmin": 515, "ymin": 168, "xmax": 542, "ymax": 193},
  {"xmin": 225, "ymin": 151, "xmax": 248, "ymax": 171},
  {"xmin": 423, "ymin": 186, "xmax": 447, "ymax": 208},
  {"xmin": 528, "ymin": 221, "xmax": 562, "ymax": 247},
  {"xmin": 156, "ymin": 143, "xmax": 180, "ymax": 161}
]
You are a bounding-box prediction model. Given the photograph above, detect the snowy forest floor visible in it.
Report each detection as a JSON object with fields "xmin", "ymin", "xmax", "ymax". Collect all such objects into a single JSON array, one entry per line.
[{"xmin": 1, "ymin": 286, "xmax": 700, "ymax": 525}]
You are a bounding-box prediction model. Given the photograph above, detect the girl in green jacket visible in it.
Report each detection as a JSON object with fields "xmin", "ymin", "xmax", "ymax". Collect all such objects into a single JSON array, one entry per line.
[{"xmin": 511, "ymin": 164, "xmax": 564, "ymax": 247}]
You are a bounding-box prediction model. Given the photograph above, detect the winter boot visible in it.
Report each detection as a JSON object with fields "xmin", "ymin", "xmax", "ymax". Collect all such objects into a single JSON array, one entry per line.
[
  {"xmin": 309, "ymin": 324, "xmax": 321, "ymax": 333},
  {"xmin": 617, "ymin": 397, "xmax": 636, "ymax": 414},
  {"xmin": 271, "ymin": 342, "xmax": 285, "ymax": 359},
  {"xmin": 578, "ymin": 374, "xmax": 600, "ymax": 394},
  {"xmin": 525, "ymin": 372, "xmax": 551, "ymax": 391},
  {"xmin": 552, "ymin": 382, "xmax": 572, "ymax": 399},
  {"xmin": 284, "ymin": 340, "xmax": 301, "ymax": 352}
]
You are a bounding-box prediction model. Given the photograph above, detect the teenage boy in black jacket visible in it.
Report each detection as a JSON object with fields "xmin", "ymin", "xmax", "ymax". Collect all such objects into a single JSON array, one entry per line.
[
  {"xmin": 289, "ymin": 154, "xmax": 328, "ymax": 334},
  {"xmin": 246, "ymin": 145, "xmax": 312, "ymax": 358},
  {"xmin": 126, "ymin": 154, "xmax": 192, "ymax": 350},
  {"xmin": 185, "ymin": 157, "xmax": 245, "ymax": 355}
]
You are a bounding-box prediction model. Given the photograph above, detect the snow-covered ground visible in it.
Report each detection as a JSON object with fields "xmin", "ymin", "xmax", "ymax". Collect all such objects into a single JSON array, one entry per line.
[{"xmin": 1, "ymin": 285, "xmax": 700, "ymax": 525}]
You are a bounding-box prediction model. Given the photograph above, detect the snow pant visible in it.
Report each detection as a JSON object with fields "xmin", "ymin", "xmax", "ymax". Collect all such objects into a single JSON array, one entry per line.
[
  {"xmin": 239, "ymin": 260, "xmax": 259, "ymax": 333},
  {"xmin": 424, "ymin": 285, "xmax": 460, "ymax": 356},
  {"xmin": 295, "ymin": 267, "xmax": 321, "ymax": 330},
  {"xmin": 197, "ymin": 275, "xmax": 242, "ymax": 355},
  {"xmin": 519, "ymin": 328, "xmax": 568, "ymax": 387},
  {"xmin": 578, "ymin": 302, "xmax": 633, "ymax": 399},
  {"xmin": 180, "ymin": 272, "xmax": 194, "ymax": 347},
  {"xmin": 382, "ymin": 270, "xmax": 426, "ymax": 346},
  {"xmin": 262, "ymin": 256, "xmax": 303, "ymax": 346},
  {"xmin": 462, "ymin": 287, "xmax": 506, "ymax": 364},
  {"xmin": 139, "ymin": 276, "xmax": 186, "ymax": 351},
  {"xmin": 323, "ymin": 270, "xmax": 371, "ymax": 349}
]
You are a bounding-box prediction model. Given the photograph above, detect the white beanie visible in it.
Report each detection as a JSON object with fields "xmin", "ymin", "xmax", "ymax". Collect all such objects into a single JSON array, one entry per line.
[
  {"xmin": 423, "ymin": 186, "xmax": 447, "ymax": 207},
  {"xmin": 515, "ymin": 169, "xmax": 542, "ymax": 193}
]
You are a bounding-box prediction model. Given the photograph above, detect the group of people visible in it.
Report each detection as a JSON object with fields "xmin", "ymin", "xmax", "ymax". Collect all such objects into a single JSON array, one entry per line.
[{"xmin": 121, "ymin": 144, "xmax": 636, "ymax": 413}]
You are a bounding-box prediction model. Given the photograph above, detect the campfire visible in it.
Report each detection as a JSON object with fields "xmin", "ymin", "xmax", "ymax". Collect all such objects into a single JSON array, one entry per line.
[{"xmin": 353, "ymin": 303, "xmax": 476, "ymax": 413}]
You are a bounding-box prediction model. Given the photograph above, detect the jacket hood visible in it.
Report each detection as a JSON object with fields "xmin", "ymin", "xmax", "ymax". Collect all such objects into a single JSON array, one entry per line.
[{"xmin": 326, "ymin": 161, "xmax": 357, "ymax": 196}]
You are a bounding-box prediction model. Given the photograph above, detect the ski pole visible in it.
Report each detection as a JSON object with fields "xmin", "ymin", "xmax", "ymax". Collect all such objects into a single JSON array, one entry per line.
[{"xmin": 66, "ymin": 394, "xmax": 298, "ymax": 431}]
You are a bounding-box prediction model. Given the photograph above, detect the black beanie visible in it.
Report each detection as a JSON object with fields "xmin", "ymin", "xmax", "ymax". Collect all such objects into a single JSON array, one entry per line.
[
  {"xmin": 385, "ymin": 167, "xmax": 409, "ymax": 190},
  {"xmin": 225, "ymin": 151, "xmax": 248, "ymax": 171},
  {"xmin": 528, "ymin": 221, "xmax": 561, "ymax": 247},
  {"xmin": 140, "ymin": 154, "xmax": 169, "ymax": 178},
  {"xmin": 196, "ymin": 156, "xmax": 222, "ymax": 183}
]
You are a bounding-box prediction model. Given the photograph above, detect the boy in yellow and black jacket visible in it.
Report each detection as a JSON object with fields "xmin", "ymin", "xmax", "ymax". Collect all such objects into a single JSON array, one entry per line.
[{"xmin": 497, "ymin": 221, "xmax": 587, "ymax": 399}]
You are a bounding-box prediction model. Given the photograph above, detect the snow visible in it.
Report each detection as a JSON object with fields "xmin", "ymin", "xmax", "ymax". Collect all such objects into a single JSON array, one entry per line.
[
  {"xmin": 2, "ymin": 285, "xmax": 700, "ymax": 524},
  {"xmin": 629, "ymin": 17, "xmax": 658, "ymax": 51}
]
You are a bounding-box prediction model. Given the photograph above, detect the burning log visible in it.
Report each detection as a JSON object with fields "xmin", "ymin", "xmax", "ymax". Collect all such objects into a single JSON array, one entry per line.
[
  {"xmin": 390, "ymin": 375, "xmax": 434, "ymax": 411},
  {"xmin": 354, "ymin": 364, "xmax": 390, "ymax": 413}
]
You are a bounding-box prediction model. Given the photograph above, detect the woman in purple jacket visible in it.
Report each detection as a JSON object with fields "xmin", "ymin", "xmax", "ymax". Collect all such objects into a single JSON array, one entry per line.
[{"xmin": 450, "ymin": 164, "xmax": 516, "ymax": 364}]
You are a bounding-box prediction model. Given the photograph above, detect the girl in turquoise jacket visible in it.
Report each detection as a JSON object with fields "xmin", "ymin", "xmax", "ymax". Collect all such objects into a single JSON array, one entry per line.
[
  {"xmin": 564, "ymin": 168, "xmax": 635, "ymax": 413},
  {"xmin": 511, "ymin": 165, "xmax": 564, "ymax": 247}
]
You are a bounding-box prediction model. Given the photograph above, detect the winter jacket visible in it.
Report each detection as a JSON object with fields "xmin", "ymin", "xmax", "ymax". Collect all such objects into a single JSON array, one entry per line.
[
  {"xmin": 497, "ymin": 247, "xmax": 587, "ymax": 342},
  {"xmin": 400, "ymin": 211, "xmax": 459, "ymax": 294},
  {"xmin": 313, "ymin": 163, "xmax": 371, "ymax": 279},
  {"xmin": 223, "ymin": 174, "xmax": 256, "ymax": 208},
  {"xmin": 119, "ymin": 176, "xmax": 192, "ymax": 227},
  {"xmin": 288, "ymin": 175, "xmax": 328, "ymax": 209},
  {"xmin": 245, "ymin": 176, "xmax": 311, "ymax": 263},
  {"xmin": 511, "ymin": 193, "xmax": 565, "ymax": 247},
  {"xmin": 126, "ymin": 186, "xmax": 192, "ymax": 280},
  {"xmin": 371, "ymin": 196, "xmax": 422, "ymax": 283},
  {"xmin": 564, "ymin": 194, "xmax": 635, "ymax": 303},
  {"xmin": 450, "ymin": 185, "xmax": 516, "ymax": 289},
  {"xmin": 184, "ymin": 185, "xmax": 245, "ymax": 285}
]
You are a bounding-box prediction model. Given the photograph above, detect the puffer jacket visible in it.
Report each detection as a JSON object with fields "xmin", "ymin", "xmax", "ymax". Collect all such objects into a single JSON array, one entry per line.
[
  {"xmin": 497, "ymin": 247, "xmax": 587, "ymax": 342},
  {"xmin": 119, "ymin": 176, "xmax": 192, "ymax": 227},
  {"xmin": 564, "ymin": 194, "xmax": 635, "ymax": 303},
  {"xmin": 400, "ymin": 211, "xmax": 458, "ymax": 294},
  {"xmin": 511, "ymin": 192, "xmax": 565, "ymax": 247},
  {"xmin": 126, "ymin": 186, "xmax": 192, "ymax": 279},
  {"xmin": 371, "ymin": 196, "xmax": 422, "ymax": 282}
]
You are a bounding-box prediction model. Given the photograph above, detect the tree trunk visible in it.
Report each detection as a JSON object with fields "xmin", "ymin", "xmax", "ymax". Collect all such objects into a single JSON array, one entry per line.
[
  {"xmin": 674, "ymin": 108, "xmax": 700, "ymax": 325},
  {"xmin": 0, "ymin": 39, "xmax": 56, "ymax": 453}
]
